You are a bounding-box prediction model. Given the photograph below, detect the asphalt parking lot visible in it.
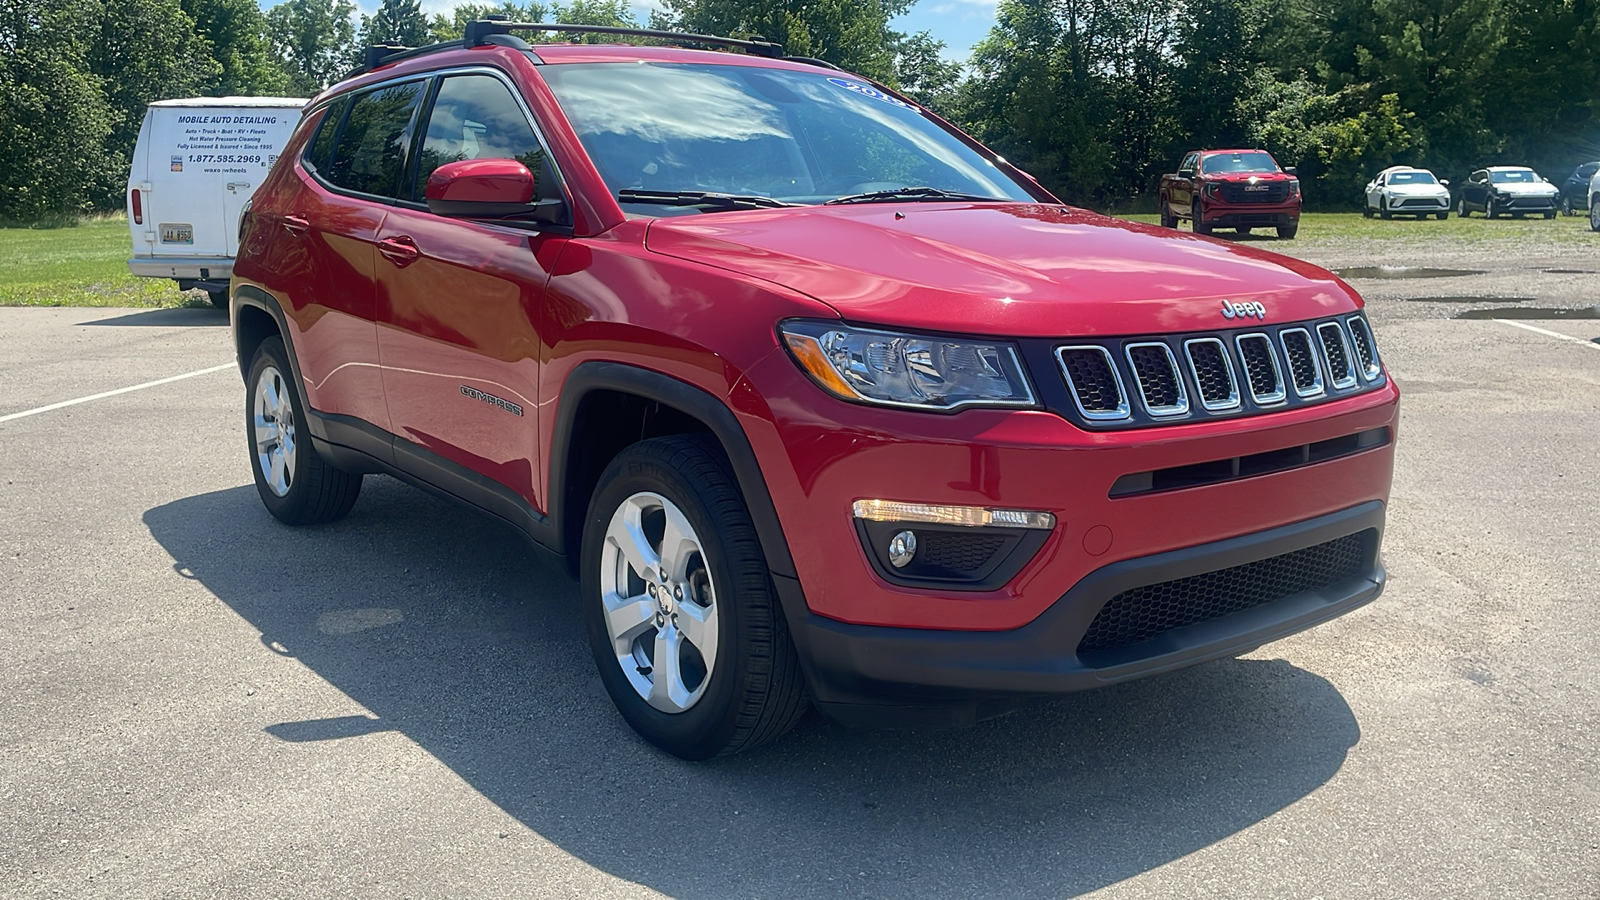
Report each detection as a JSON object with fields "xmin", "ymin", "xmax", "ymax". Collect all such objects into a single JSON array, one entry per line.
[{"xmin": 2, "ymin": 229, "xmax": 1598, "ymax": 898}]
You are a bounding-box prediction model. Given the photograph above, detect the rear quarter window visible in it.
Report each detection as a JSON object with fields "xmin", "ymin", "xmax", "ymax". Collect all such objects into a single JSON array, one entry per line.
[
  {"xmin": 325, "ymin": 81, "xmax": 425, "ymax": 197},
  {"xmin": 303, "ymin": 97, "xmax": 350, "ymax": 174}
]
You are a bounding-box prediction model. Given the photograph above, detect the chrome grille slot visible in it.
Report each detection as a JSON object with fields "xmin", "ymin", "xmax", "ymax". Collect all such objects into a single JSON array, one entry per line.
[
  {"xmin": 1124, "ymin": 342, "xmax": 1189, "ymax": 416},
  {"xmin": 1318, "ymin": 322, "xmax": 1357, "ymax": 388},
  {"xmin": 1345, "ymin": 315, "xmax": 1381, "ymax": 380},
  {"xmin": 1183, "ymin": 338, "xmax": 1239, "ymax": 411},
  {"xmin": 1055, "ymin": 346, "xmax": 1130, "ymax": 420},
  {"xmin": 1279, "ymin": 328, "xmax": 1324, "ymax": 397},
  {"xmin": 1235, "ymin": 334, "xmax": 1286, "ymax": 405}
]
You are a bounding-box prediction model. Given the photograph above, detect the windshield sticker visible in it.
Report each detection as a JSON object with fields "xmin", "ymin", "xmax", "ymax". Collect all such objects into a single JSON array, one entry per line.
[{"xmin": 826, "ymin": 78, "xmax": 916, "ymax": 110}]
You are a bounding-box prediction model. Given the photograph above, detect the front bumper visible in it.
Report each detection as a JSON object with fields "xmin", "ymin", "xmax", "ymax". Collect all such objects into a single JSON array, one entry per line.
[
  {"xmin": 781, "ymin": 501, "xmax": 1385, "ymax": 726},
  {"xmin": 1201, "ymin": 208, "xmax": 1299, "ymax": 227}
]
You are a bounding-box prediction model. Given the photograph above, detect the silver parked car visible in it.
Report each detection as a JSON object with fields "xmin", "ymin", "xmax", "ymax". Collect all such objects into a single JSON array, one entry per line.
[
  {"xmin": 1455, "ymin": 166, "xmax": 1560, "ymax": 218},
  {"xmin": 1363, "ymin": 166, "xmax": 1450, "ymax": 219}
]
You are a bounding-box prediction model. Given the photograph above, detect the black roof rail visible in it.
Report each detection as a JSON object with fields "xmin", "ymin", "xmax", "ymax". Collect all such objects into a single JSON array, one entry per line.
[
  {"xmin": 352, "ymin": 39, "xmax": 467, "ymax": 78},
  {"xmin": 461, "ymin": 20, "xmax": 784, "ymax": 58}
]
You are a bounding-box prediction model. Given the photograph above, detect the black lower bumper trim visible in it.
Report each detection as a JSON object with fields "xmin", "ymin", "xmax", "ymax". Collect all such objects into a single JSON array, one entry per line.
[{"xmin": 777, "ymin": 501, "xmax": 1385, "ymax": 726}]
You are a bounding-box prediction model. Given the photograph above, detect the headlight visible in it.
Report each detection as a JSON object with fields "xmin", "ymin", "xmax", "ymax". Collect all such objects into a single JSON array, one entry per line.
[
  {"xmin": 779, "ymin": 320, "xmax": 1036, "ymax": 411},
  {"xmin": 1287, "ymin": 180, "xmax": 1301, "ymax": 197}
]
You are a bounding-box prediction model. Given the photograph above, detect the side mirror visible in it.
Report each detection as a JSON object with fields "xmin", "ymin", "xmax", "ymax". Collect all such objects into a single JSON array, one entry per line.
[
  {"xmin": 1284, "ymin": 166, "xmax": 1298, "ymax": 176},
  {"xmin": 1440, "ymin": 179, "xmax": 1450, "ymax": 187},
  {"xmin": 426, "ymin": 158, "xmax": 568, "ymax": 226}
]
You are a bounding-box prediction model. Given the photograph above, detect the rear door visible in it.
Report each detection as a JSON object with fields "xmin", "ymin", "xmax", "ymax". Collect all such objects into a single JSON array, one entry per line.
[
  {"xmin": 278, "ymin": 81, "xmax": 426, "ymax": 432},
  {"xmin": 374, "ymin": 70, "xmax": 569, "ymax": 513}
]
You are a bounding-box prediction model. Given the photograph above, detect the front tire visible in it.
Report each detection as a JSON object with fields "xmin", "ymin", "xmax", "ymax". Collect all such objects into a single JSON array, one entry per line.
[
  {"xmin": 207, "ymin": 289, "xmax": 228, "ymax": 310},
  {"xmin": 1191, "ymin": 200, "xmax": 1212, "ymax": 235},
  {"xmin": 1277, "ymin": 221, "xmax": 1298, "ymax": 239},
  {"xmin": 1561, "ymin": 195, "xmax": 1574, "ymax": 216},
  {"xmin": 245, "ymin": 337, "xmax": 362, "ymax": 525},
  {"xmin": 1457, "ymin": 197, "xmax": 1469, "ymax": 218},
  {"xmin": 1486, "ymin": 197, "xmax": 1499, "ymax": 219},
  {"xmin": 1590, "ymin": 199, "xmax": 1600, "ymax": 232},
  {"xmin": 582, "ymin": 435, "xmax": 808, "ymax": 759},
  {"xmin": 1436, "ymin": 210, "xmax": 1449, "ymax": 220},
  {"xmin": 1379, "ymin": 198, "xmax": 1392, "ymax": 220}
]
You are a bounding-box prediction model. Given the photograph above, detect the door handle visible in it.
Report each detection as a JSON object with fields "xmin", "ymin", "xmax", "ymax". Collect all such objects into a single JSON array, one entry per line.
[
  {"xmin": 378, "ymin": 236, "xmax": 420, "ymax": 266},
  {"xmin": 281, "ymin": 214, "xmax": 310, "ymax": 235}
]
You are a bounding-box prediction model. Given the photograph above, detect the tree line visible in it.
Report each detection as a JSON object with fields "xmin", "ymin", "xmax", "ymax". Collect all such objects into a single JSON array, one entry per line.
[{"xmin": 2, "ymin": 0, "xmax": 1596, "ymax": 223}]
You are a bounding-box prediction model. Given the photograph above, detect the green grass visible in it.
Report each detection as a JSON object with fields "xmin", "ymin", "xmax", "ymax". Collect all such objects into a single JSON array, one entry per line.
[
  {"xmin": 0, "ymin": 215, "xmax": 199, "ymax": 308},
  {"xmin": 1115, "ymin": 210, "xmax": 1598, "ymax": 245}
]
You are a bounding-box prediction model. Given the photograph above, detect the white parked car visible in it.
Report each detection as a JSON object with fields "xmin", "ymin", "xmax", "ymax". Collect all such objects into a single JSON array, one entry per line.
[
  {"xmin": 1590, "ymin": 168, "xmax": 1600, "ymax": 232},
  {"xmin": 125, "ymin": 97, "xmax": 306, "ymax": 308},
  {"xmin": 1363, "ymin": 166, "xmax": 1450, "ymax": 219}
]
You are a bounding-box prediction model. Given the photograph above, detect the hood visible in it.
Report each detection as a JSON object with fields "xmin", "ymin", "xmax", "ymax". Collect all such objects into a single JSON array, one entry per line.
[
  {"xmin": 1383, "ymin": 183, "xmax": 1449, "ymax": 196},
  {"xmin": 1490, "ymin": 181, "xmax": 1558, "ymax": 196},
  {"xmin": 1200, "ymin": 171, "xmax": 1294, "ymax": 183},
  {"xmin": 644, "ymin": 203, "xmax": 1358, "ymax": 338}
]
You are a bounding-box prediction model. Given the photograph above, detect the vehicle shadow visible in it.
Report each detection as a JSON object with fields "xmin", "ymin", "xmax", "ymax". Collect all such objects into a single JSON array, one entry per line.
[
  {"xmin": 144, "ymin": 479, "xmax": 1361, "ymax": 899},
  {"xmin": 83, "ymin": 307, "xmax": 228, "ymax": 327}
]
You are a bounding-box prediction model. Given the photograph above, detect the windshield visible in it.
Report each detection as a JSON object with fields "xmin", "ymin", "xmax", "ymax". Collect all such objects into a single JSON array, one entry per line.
[
  {"xmin": 1490, "ymin": 170, "xmax": 1538, "ymax": 184},
  {"xmin": 1200, "ymin": 152, "xmax": 1279, "ymax": 174},
  {"xmin": 540, "ymin": 62, "xmax": 1035, "ymax": 213},
  {"xmin": 1387, "ymin": 171, "xmax": 1437, "ymax": 185}
]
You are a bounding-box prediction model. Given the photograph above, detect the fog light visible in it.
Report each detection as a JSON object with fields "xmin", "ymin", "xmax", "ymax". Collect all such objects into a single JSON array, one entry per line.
[{"xmin": 887, "ymin": 531, "xmax": 917, "ymax": 568}]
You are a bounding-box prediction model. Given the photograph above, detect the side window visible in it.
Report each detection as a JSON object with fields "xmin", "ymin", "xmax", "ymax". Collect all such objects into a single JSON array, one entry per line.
[
  {"xmin": 303, "ymin": 96, "xmax": 349, "ymax": 174},
  {"xmin": 412, "ymin": 74, "xmax": 551, "ymax": 201},
  {"xmin": 1180, "ymin": 153, "xmax": 1197, "ymax": 173},
  {"xmin": 325, "ymin": 81, "xmax": 425, "ymax": 197}
]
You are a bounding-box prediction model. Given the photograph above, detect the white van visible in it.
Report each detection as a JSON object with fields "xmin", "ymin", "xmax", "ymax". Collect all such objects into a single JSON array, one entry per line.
[{"xmin": 126, "ymin": 97, "xmax": 306, "ymax": 307}]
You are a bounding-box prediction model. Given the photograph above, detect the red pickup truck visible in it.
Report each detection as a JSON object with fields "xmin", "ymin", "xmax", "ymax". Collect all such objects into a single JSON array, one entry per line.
[{"xmin": 1160, "ymin": 149, "xmax": 1301, "ymax": 239}]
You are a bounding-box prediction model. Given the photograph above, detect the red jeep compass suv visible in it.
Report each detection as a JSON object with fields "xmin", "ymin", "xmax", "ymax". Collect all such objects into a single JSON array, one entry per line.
[{"xmin": 229, "ymin": 22, "xmax": 1398, "ymax": 759}]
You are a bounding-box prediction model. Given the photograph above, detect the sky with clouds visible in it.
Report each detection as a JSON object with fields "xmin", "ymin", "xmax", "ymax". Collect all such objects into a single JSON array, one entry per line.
[{"xmin": 266, "ymin": 0, "xmax": 1000, "ymax": 63}]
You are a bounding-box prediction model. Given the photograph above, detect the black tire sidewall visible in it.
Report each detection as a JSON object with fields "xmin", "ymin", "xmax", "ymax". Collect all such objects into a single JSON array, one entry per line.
[{"xmin": 580, "ymin": 439, "xmax": 768, "ymax": 759}]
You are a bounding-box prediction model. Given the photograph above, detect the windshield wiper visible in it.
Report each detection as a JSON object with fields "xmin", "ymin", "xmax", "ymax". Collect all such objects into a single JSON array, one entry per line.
[
  {"xmin": 617, "ymin": 190, "xmax": 800, "ymax": 211},
  {"xmin": 824, "ymin": 186, "xmax": 1002, "ymax": 205}
]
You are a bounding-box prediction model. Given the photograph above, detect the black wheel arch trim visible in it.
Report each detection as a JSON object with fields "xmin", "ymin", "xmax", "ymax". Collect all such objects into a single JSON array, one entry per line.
[
  {"xmin": 228, "ymin": 290, "xmax": 798, "ymax": 585},
  {"xmin": 549, "ymin": 361, "xmax": 798, "ymax": 581}
]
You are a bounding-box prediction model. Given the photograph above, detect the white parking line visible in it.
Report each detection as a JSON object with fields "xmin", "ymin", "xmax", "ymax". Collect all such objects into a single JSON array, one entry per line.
[
  {"xmin": 0, "ymin": 363, "xmax": 235, "ymax": 425},
  {"xmin": 1493, "ymin": 318, "xmax": 1600, "ymax": 351}
]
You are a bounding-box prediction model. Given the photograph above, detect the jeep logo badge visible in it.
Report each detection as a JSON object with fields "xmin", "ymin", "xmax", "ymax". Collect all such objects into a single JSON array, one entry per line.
[{"xmin": 1221, "ymin": 300, "xmax": 1267, "ymax": 321}]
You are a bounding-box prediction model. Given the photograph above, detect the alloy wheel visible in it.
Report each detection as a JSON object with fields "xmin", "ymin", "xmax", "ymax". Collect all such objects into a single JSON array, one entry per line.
[
  {"xmin": 252, "ymin": 364, "xmax": 296, "ymax": 498},
  {"xmin": 599, "ymin": 491, "xmax": 719, "ymax": 713}
]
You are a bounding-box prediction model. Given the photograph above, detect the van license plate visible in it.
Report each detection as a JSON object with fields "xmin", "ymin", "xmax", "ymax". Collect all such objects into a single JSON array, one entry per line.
[{"xmin": 160, "ymin": 224, "xmax": 194, "ymax": 244}]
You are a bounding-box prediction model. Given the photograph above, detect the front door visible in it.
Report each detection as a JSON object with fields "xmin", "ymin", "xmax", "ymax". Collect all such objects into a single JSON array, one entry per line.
[{"xmin": 374, "ymin": 71, "xmax": 568, "ymax": 512}]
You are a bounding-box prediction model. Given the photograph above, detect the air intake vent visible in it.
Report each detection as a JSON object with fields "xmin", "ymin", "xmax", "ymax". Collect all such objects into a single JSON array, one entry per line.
[
  {"xmin": 1280, "ymin": 328, "xmax": 1323, "ymax": 397},
  {"xmin": 1077, "ymin": 532, "xmax": 1373, "ymax": 655},
  {"xmin": 1183, "ymin": 338, "xmax": 1239, "ymax": 410},
  {"xmin": 1346, "ymin": 315, "xmax": 1380, "ymax": 379},
  {"xmin": 1235, "ymin": 334, "xmax": 1286, "ymax": 405},
  {"xmin": 1125, "ymin": 342, "xmax": 1188, "ymax": 416},
  {"xmin": 1318, "ymin": 322, "xmax": 1357, "ymax": 388},
  {"xmin": 1056, "ymin": 346, "xmax": 1130, "ymax": 419}
]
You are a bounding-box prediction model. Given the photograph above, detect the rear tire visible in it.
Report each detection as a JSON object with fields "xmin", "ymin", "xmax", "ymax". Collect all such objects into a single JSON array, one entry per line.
[
  {"xmin": 1361, "ymin": 201, "xmax": 1373, "ymax": 219},
  {"xmin": 207, "ymin": 289, "xmax": 228, "ymax": 310},
  {"xmin": 245, "ymin": 337, "xmax": 362, "ymax": 525},
  {"xmin": 582, "ymin": 435, "xmax": 809, "ymax": 759},
  {"xmin": 1159, "ymin": 197, "xmax": 1177, "ymax": 229}
]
